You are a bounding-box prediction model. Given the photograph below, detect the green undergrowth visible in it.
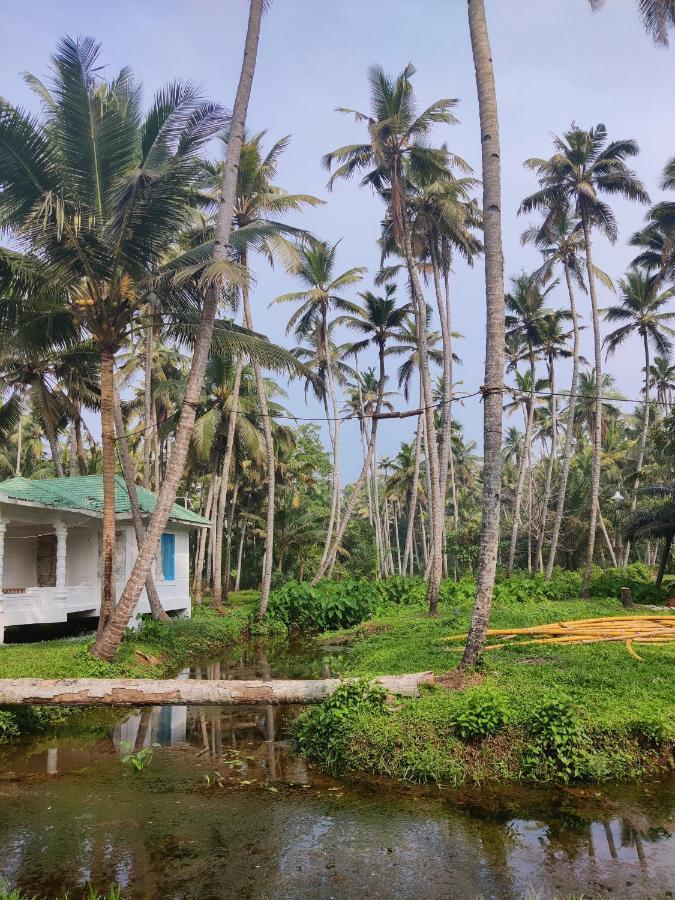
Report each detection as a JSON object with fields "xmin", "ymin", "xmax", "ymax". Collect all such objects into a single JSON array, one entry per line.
[
  {"xmin": 0, "ymin": 591, "xmax": 257, "ymax": 741},
  {"xmin": 0, "ymin": 884, "xmax": 120, "ymax": 900},
  {"xmin": 296, "ymin": 596, "xmax": 675, "ymax": 786}
]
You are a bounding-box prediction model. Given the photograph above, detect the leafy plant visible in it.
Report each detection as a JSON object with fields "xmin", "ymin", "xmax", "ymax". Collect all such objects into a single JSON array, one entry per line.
[
  {"xmin": 453, "ymin": 691, "xmax": 507, "ymax": 741},
  {"xmin": 294, "ymin": 680, "xmax": 386, "ymax": 772},
  {"xmin": 523, "ymin": 700, "xmax": 587, "ymax": 782},
  {"xmin": 264, "ymin": 579, "xmax": 378, "ymax": 631},
  {"xmin": 120, "ymin": 740, "xmax": 158, "ymax": 772},
  {"xmin": 0, "ymin": 710, "xmax": 20, "ymax": 743}
]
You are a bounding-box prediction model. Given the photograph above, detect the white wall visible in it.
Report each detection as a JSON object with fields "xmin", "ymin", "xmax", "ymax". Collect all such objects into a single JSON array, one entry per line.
[
  {"xmin": 2, "ymin": 536, "xmax": 37, "ymax": 588},
  {"xmin": 65, "ymin": 528, "xmax": 95, "ymax": 585}
]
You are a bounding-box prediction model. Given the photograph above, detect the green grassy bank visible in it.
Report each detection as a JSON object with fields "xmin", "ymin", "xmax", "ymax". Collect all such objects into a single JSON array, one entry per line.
[
  {"xmin": 0, "ymin": 591, "xmax": 258, "ymax": 741},
  {"xmin": 295, "ymin": 596, "xmax": 675, "ymax": 785}
]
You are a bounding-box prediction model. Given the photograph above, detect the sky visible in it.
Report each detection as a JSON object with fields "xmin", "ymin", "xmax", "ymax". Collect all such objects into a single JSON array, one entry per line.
[{"xmin": 2, "ymin": 0, "xmax": 674, "ymax": 480}]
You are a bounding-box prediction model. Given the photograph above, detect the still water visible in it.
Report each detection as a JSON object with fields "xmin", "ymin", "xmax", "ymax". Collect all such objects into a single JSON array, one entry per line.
[{"xmin": 0, "ymin": 638, "xmax": 673, "ymax": 899}]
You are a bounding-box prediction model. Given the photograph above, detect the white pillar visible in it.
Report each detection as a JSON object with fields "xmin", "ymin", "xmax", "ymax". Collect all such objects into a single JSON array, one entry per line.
[
  {"xmin": 0, "ymin": 519, "xmax": 6, "ymax": 644},
  {"xmin": 54, "ymin": 520, "xmax": 68, "ymax": 602}
]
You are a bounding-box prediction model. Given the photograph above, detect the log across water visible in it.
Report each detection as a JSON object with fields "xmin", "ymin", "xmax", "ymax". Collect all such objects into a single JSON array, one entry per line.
[{"xmin": 0, "ymin": 673, "xmax": 436, "ymax": 706}]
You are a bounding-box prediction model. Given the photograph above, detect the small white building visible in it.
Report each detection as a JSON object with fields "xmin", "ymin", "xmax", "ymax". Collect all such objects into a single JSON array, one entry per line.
[{"xmin": 0, "ymin": 475, "xmax": 210, "ymax": 642}]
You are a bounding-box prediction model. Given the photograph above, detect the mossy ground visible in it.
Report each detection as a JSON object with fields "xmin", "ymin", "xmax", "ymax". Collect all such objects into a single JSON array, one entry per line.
[
  {"xmin": 0, "ymin": 591, "xmax": 258, "ymax": 740},
  {"xmin": 299, "ymin": 597, "xmax": 675, "ymax": 785}
]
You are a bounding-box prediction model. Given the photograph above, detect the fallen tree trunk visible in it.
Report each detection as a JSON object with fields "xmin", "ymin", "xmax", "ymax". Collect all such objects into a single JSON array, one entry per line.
[{"xmin": 0, "ymin": 673, "xmax": 435, "ymax": 707}]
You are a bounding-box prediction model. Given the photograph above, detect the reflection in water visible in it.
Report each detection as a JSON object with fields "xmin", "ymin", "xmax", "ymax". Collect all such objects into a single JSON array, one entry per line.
[{"xmin": 0, "ymin": 637, "xmax": 673, "ymax": 899}]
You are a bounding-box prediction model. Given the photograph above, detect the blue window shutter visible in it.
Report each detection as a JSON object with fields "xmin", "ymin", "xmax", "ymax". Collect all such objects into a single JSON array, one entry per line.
[{"xmin": 161, "ymin": 533, "xmax": 175, "ymax": 581}]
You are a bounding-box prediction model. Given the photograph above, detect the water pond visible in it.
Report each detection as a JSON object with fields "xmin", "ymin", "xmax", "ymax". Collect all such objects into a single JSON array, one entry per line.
[{"xmin": 0, "ymin": 637, "xmax": 673, "ymax": 898}]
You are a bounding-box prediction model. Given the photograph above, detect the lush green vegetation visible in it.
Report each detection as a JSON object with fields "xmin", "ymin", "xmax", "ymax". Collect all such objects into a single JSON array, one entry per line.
[{"xmin": 294, "ymin": 591, "xmax": 675, "ymax": 785}]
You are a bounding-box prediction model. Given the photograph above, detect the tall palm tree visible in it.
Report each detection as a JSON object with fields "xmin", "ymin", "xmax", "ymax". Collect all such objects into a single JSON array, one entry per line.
[
  {"xmin": 521, "ymin": 211, "xmax": 611, "ymax": 577},
  {"xmin": 273, "ymin": 240, "xmax": 364, "ymax": 570},
  {"xmin": 313, "ymin": 287, "xmax": 410, "ymax": 581},
  {"xmin": 520, "ymin": 123, "xmax": 649, "ymax": 594},
  {"xmin": 604, "ymin": 270, "xmax": 675, "ymax": 563},
  {"xmin": 590, "ymin": 0, "xmax": 675, "ymax": 45},
  {"xmin": 0, "ymin": 35, "xmax": 228, "ymax": 640},
  {"xmin": 461, "ymin": 0, "xmax": 506, "ymax": 667},
  {"xmin": 94, "ymin": 0, "xmax": 265, "ymax": 659},
  {"xmin": 649, "ymin": 354, "xmax": 675, "ymax": 410},
  {"xmin": 533, "ymin": 310, "xmax": 574, "ymax": 570},
  {"xmin": 323, "ymin": 62, "xmax": 457, "ymax": 612},
  {"xmin": 631, "ymin": 157, "xmax": 675, "ymax": 289},
  {"xmin": 504, "ymin": 273, "xmax": 557, "ymax": 574}
]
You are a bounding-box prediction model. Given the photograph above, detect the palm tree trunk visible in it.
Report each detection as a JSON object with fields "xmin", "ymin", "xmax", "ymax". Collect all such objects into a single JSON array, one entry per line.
[
  {"xmin": 143, "ymin": 305, "xmax": 153, "ymax": 490},
  {"xmin": 461, "ymin": 0, "xmax": 506, "ymax": 668},
  {"xmin": 207, "ymin": 475, "xmax": 221, "ymax": 594},
  {"xmin": 430, "ymin": 244, "xmax": 452, "ymax": 530},
  {"xmin": 213, "ymin": 362, "xmax": 242, "ymax": 608},
  {"xmin": 223, "ymin": 477, "xmax": 239, "ymax": 600},
  {"xmin": 193, "ymin": 477, "xmax": 215, "ymax": 604},
  {"xmin": 15, "ymin": 414, "xmax": 21, "ymax": 475},
  {"xmin": 393, "ymin": 498, "xmax": 402, "ymax": 574},
  {"xmin": 318, "ymin": 341, "xmax": 341, "ymax": 570},
  {"xmin": 36, "ymin": 379, "xmax": 63, "ymax": 477},
  {"xmin": 112, "ymin": 379, "xmax": 168, "ymax": 621},
  {"xmin": 69, "ymin": 421, "xmax": 78, "ymax": 476},
  {"xmin": 581, "ymin": 216, "xmax": 603, "ymax": 597},
  {"xmin": 75, "ymin": 415, "xmax": 87, "ymax": 475},
  {"xmin": 546, "ymin": 259, "xmax": 581, "ymax": 578},
  {"xmin": 402, "ymin": 410, "xmax": 423, "ymax": 573},
  {"xmin": 656, "ymin": 530, "xmax": 674, "ymax": 586},
  {"xmin": 314, "ymin": 345, "xmax": 388, "ymax": 582},
  {"xmin": 536, "ymin": 355, "xmax": 557, "ymax": 570},
  {"xmin": 402, "ymin": 228, "xmax": 443, "ymax": 612},
  {"xmin": 91, "ymin": 0, "xmax": 264, "ymax": 660},
  {"xmin": 235, "ymin": 521, "xmax": 246, "ymax": 592},
  {"xmin": 98, "ymin": 347, "xmax": 117, "ymax": 636},
  {"xmin": 599, "ymin": 512, "xmax": 618, "ymax": 567},
  {"xmin": 507, "ymin": 352, "xmax": 536, "ymax": 575},
  {"xmin": 621, "ymin": 333, "xmax": 651, "ymax": 566}
]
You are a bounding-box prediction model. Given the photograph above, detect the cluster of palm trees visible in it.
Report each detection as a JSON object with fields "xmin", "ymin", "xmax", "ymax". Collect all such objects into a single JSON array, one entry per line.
[{"xmin": 1, "ymin": 0, "xmax": 674, "ymax": 665}]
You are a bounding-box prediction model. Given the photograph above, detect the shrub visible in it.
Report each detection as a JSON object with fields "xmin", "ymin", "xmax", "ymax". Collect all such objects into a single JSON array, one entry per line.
[
  {"xmin": 588, "ymin": 563, "xmax": 670, "ymax": 604},
  {"xmin": 375, "ymin": 576, "xmax": 426, "ymax": 607},
  {"xmin": 294, "ymin": 680, "xmax": 386, "ymax": 772},
  {"xmin": 0, "ymin": 710, "xmax": 19, "ymax": 743},
  {"xmin": 453, "ymin": 691, "xmax": 508, "ymax": 741},
  {"xmin": 523, "ymin": 699, "xmax": 587, "ymax": 782},
  {"xmin": 264, "ymin": 579, "xmax": 377, "ymax": 631}
]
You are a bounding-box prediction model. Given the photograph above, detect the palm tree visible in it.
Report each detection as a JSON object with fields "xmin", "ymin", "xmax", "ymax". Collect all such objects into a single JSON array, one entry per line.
[
  {"xmin": 649, "ymin": 355, "xmax": 675, "ymax": 410},
  {"xmin": 590, "ymin": 0, "xmax": 675, "ymax": 45},
  {"xmin": 521, "ymin": 211, "xmax": 612, "ymax": 577},
  {"xmin": 520, "ymin": 123, "xmax": 649, "ymax": 594},
  {"xmin": 604, "ymin": 270, "xmax": 675, "ymax": 563},
  {"xmin": 504, "ymin": 273, "xmax": 557, "ymax": 574},
  {"xmin": 631, "ymin": 157, "xmax": 675, "ymax": 289},
  {"xmin": 461, "ymin": 0, "xmax": 506, "ymax": 667},
  {"xmin": 273, "ymin": 240, "xmax": 364, "ymax": 571},
  {"xmin": 534, "ymin": 310, "xmax": 574, "ymax": 570},
  {"xmin": 313, "ymin": 287, "xmax": 410, "ymax": 581},
  {"xmin": 323, "ymin": 62, "xmax": 457, "ymax": 612},
  {"xmin": 94, "ymin": 0, "xmax": 264, "ymax": 660}
]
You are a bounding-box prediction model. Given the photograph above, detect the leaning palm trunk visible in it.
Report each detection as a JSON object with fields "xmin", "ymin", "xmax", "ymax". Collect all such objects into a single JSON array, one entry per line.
[
  {"xmin": 402, "ymin": 410, "xmax": 423, "ymax": 573},
  {"xmin": 241, "ymin": 305, "xmax": 275, "ymax": 616},
  {"xmin": 112, "ymin": 380, "xmax": 168, "ymax": 621},
  {"xmin": 461, "ymin": 0, "xmax": 506, "ymax": 668},
  {"xmin": 581, "ymin": 217, "xmax": 604, "ymax": 596},
  {"xmin": 98, "ymin": 347, "xmax": 117, "ymax": 635},
  {"xmin": 536, "ymin": 356, "xmax": 557, "ymax": 571},
  {"xmin": 507, "ymin": 352, "xmax": 536, "ymax": 576},
  {"xmin": 213, "ymin": 361, "xmax": 242, "ymax": 608},
  {"xmin": 314, "ymin": 350, "xmax": 387, "ymax": 582},
  {"xmin": 621, "ymin": 333, "xmax": 651, "ymax": 566},
  {"xmin": 599, "ymin": 512, "xmax": 618, "ymax": 566},
  {"xmin": 546, "ymin": 259, "xmax": 581, "ymax": 578},
  {"xmin": 91, "ymin": 0, "xmax": 264, "ymax": 660}
]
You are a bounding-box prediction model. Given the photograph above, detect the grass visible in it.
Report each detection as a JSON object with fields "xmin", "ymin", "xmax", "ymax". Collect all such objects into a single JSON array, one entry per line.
[
  {"xmin": 297, "ymin": 596, "xmax": 675, "ymax": 786},
  {"xmin": 0, "ymin": 591, "xmax": 258, "ymax": 740}
]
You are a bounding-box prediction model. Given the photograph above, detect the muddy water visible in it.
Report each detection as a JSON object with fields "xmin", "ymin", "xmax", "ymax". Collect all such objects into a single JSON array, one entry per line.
[{"xmin": 0, "ymin": 638, "xmax": 673, "ymax": 899}]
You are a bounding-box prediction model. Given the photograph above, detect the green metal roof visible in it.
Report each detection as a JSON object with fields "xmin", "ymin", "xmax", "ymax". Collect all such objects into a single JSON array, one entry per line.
[{"xmin": 0, "ymin": 475, "xmax": 210, "ymax": 527}]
